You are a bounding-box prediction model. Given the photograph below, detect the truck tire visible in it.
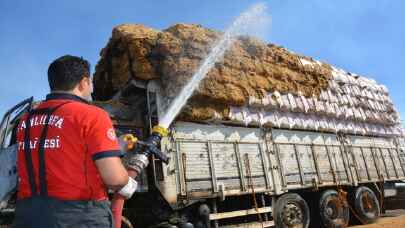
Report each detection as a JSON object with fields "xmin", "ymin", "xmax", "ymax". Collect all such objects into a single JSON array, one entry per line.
[
  {"xmin": 319, "ymin": 190, "xmax": 349, "ymax": 228},
  {"xmin": 352, "ymin": 186, "xmax": 380, "ymax": 224},
  {"xmin": 274, "ymin": 193, "xmax": 310, "ymax": 228}
]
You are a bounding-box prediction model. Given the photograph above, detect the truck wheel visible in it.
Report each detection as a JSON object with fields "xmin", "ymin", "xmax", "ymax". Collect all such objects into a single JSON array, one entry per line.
[
  {"xmin": 274, "ymin": 193, "xmax": 310, "ymax": 228},
  {"xmin": 352, "ymin": 186, "xmax": 380, "ymax": 224},
  {"xmin": 319, "ymin": 190, "xmax": 349, "ymax": 228}
]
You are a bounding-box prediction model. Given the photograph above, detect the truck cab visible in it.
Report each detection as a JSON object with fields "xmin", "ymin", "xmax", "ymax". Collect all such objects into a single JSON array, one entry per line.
[{"xmin": 0, "ymin": 98, "xmax": 33, "ymax": 225}]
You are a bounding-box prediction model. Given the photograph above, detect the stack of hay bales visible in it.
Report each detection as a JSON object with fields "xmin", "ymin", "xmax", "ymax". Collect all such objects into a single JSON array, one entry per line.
[{"xmin": 93, "ymin": 24, "xmax": 404, "ymax": 137}]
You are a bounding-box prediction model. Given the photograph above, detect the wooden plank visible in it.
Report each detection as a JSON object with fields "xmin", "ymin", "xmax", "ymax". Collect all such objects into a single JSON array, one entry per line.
[
  {"xmin": 378, "ymin": 147, "xmax": 390, "ymax": 179},
  {"xmin": 314, "ymin": 145, "xmax": 334, "ymax": 182},
  {"xmin": 278, "ymin": 144, "xmax": 301, "ymax": 185},
  {"xmin": 176, "ymin": 142, "xmax": 187, "ymax": 196},
  {"xmin": 296, "ymin": 145, "xmax": 317, "ymax": 184},
  {"xmin": 221, "ymin": 221, "xmax": 274, "ymax": 228},
  {"xmin": 370, "ymin": 147, "xmax": 383, "ymax": 180},
  {"xmin": 394, "ymin": 148, "xmax": 405, "ymax": 177},
  {"xmin": 381, "ymin": 148, "xmax": 397, "ymax": 178},
  {"xmin": 266, "ymin": 130, "xmax": 284, "ymax": 194},
  {"xmin": 359, "ymin": 147, "xmax": 372, "ymax": 181},
  {"xmin": 258, "ymin": 143, "xmax": 272, "ymax": 190},
  {"xmin": 207, "ymin": 141, "xmax": 218, "ymax": 192},
  {"xmin": 352, "ymin": 147, "xmax": 368, "ymax": 181},
  {"xmin": 234, "ymin": 142, "xmax": 246, "ymax": 192},
  {"xmin": 335, "ymin": 145, "xmax": 350, "ymax": 183},
  {"xmin": 361, "ymin": 147, "xmax": 379, "ymax": 180},
  {"xmin": 274, "ymin": 143, "xmax": 287, "ymax": 188},
  {"xmin": 209, "ymin": 207, "xmax": 272, "ymax": 220},
  {"xmin": 340, "ymin": 143, "xmax": 356, "ymax": 185},
  {"xmin": 311, "ymin": 144, "xmax": 323, "ymax": 184},
  {"xmin": 181, "ymin": 142, "xmax": 210, "ymax": 180},
  {"xmin": 347, "ymin": 145, "xmax": 361, "ymax": 183},
  {"xmin": 387, "ymin": 148, "xmax": 400, "ymax": 178},
  {"xmin": 324, "ymin": 144, "xmax": 337, "ymax": 183}
]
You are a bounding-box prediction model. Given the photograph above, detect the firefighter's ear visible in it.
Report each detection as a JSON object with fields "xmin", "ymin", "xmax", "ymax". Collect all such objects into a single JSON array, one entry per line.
[
  {"xmin": 78, "ymin": 76, "xmax": 91, "ymax": 91},
  {"xmin": 77, "ymin": 77, "xmax": 85, "ymax": 91},
  {"xmin": 76, "ymin": 76, "xmax": 93, "ymax": 102}
]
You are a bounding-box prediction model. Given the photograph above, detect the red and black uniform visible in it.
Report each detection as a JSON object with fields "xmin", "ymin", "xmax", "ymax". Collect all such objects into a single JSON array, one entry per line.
[{"xmin": 13, "ymin": 93, "xmax": 122, "ymax": 228}]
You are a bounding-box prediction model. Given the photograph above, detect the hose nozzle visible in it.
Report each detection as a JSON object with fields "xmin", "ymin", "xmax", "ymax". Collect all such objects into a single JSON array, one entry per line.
[
  {"xmin": 152, "ymin": 125, "xmax": 168, "ymax": 137},
  {"xmin": 131, "ymin": 125, "xmax": 170, "ymax": 164}
]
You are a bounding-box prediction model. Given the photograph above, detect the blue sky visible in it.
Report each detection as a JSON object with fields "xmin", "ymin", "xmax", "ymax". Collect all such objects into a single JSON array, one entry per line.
[{"xmin": 0, "ymin": 0, "xmax": 404, "ymax": 124}]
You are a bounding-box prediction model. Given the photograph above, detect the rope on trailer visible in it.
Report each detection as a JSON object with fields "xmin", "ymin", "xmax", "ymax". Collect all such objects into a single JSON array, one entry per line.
[
  {"xmin": 244, "ymin": 153, "xmax": 264, "ymax": 228},
  {"xmin": 332, "ymin": 160, "xmax": 370, "ymax": 226},
  {"xmin": 335, "ymin": 134, "xmax": 384, "ymax": 228},
  {"xmin": 335, "ymin": 134, "xmax": 366, "ymax": 226}
]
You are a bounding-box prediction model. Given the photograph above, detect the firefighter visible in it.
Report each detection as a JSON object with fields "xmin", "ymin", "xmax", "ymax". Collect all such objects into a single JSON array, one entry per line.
[{"xmin": 12, "ymin": 55, "xmax": 150, "ymax": 228}]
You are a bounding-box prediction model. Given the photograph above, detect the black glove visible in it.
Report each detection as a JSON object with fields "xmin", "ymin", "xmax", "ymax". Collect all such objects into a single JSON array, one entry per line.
[
  {"xmin": 122, "ymin": 128, "xmax": 169, "ymax": 173},
  {"xmin": 134, "ymin": 132, "xmax": 169, "ymax": 164}
]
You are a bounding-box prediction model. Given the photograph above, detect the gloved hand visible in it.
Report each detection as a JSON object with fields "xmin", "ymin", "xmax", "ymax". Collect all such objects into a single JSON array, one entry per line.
[
  {"xmin": 137, "ymin": 128, "xmax": 169, "ymax": 161},
  {"xmin": 122, "ymin": 126, "xmax": 169, "ymax": 174}
]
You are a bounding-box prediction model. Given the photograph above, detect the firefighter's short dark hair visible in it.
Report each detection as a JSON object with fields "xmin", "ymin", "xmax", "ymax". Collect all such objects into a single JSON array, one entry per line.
[{"xmin": 47, "ymin": 55, "xmax": 91, "ymax": 91}]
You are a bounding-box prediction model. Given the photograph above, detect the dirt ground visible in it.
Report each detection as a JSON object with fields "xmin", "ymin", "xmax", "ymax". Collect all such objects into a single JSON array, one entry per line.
[{"xmin": 350, "ymin": 210, "xmax": 405, "ymax": 228}]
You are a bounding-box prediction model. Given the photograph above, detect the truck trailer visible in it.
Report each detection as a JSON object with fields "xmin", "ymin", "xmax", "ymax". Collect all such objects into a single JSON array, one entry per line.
[{"xmin": 93, "ymin": 74, "xmax": 405, "ymax": 228}]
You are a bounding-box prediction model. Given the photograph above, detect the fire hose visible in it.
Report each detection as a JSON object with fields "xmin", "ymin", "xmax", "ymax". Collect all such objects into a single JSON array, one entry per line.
[{"xmin": 111, "ymin": 125, "xmax": 169, "ymax": 228}]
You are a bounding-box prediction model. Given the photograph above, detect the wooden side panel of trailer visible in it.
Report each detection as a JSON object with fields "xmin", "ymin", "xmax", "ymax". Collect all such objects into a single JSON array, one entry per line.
[
  {"xmin": 398, "ymin": 138, "xmax": 405, "ymax": 175},
  {"xmin": 347, "ymin": 136, "xmax": 405, "ymax": 183},
  {"xmin": 162, "ymin": 122, "xmax": 405, "ymax": 203},
  {"xmin": 170, "ymin": 122, "xmax": 272, "ymax": 199},
  {"xmin": 271, "ymin": 129, "xmax": 351, "ymax": 189}
]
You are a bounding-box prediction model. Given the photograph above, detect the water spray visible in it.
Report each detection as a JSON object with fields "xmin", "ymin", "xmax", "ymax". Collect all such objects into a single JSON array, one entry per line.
[
  {"xmin": 159, "ymin": 2, "xmax": 269, "ymax": 129},
  {"xmin": 112, "ymin": 4, "xmax": 269, "ymax": 227}
]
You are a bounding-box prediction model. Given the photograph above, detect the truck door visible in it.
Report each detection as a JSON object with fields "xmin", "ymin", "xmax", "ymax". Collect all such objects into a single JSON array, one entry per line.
[{"xmin": 0, "ymin": 97, "xmax": 33, "ymax": 208}]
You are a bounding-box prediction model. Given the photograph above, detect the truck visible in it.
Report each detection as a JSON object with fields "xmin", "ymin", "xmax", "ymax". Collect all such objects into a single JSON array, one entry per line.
[
  {"xmin": 94, "ymin": 75, "xmax": 405, "ymax": 228},
  {"xmin": 3, "ymin": 72, "xmax": 404, "ymax": 228}
]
